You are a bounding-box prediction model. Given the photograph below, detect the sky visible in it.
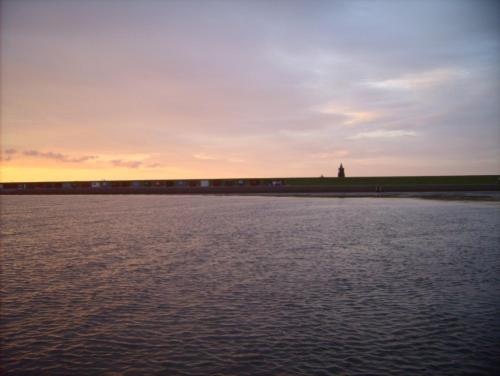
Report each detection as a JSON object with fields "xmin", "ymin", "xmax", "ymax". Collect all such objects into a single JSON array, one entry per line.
[{"xmin": 1, "ymin": 0, "xmax": 499, "ymax": 182}]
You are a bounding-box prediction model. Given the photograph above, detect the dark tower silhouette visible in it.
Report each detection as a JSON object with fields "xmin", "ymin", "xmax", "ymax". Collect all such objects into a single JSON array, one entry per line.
[{"xmin": 338, "ymin": 163, "xmax": 345, "ymax": 178}]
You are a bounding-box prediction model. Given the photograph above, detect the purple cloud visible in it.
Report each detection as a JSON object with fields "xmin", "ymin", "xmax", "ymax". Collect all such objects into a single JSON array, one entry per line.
[
  {"xmin": 1, "ymin": 148, "xmax": 18, "ymax": 161},
  {"xmin": 22, "ymin": 149, "xmax": 98, "ymax": 163},
  {"xmin": 110, "ymin": 159, "xmax": 143, "ymax": 169}
]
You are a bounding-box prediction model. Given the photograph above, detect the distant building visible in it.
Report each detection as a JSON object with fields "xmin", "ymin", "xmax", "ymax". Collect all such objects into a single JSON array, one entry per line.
[{"xmin": 338, "ymin": 163, "xmax": 345, "ymax": 178}]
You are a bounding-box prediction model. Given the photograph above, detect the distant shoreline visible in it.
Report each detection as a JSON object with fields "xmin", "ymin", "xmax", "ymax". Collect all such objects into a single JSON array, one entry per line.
[
  {"xmin": 1, "ymin": 189, "xmax": 499, "ymax": 202},
  {"xmin": 255, "ymin": 191, "xmax": 500, "ymax": 202}
]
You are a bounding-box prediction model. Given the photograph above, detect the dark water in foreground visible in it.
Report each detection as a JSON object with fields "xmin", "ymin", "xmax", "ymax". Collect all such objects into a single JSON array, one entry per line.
[{"xmin": 1, "ymin": 195, "xmax": 499, "ymax": 375}]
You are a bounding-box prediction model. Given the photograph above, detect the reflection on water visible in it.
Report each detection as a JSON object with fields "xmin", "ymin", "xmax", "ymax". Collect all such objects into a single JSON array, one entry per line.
[{"xmin": 1, "ymin": 195, "xmax": 499, "ymax": 375}]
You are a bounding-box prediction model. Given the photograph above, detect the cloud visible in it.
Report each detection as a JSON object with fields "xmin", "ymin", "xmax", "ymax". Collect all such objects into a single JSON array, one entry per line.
[
  {"xmin": 1, "ymin": 149, "xmax": 18, "ymax": 161},
  {"xmin": 109, "ymin": 159, "xmax": 164, "ymax": 169},
  {"xmin": 2, "ymin": 148, "xmax": 166, "ymax": 170},
  {"xmin": 193, "ymin": 152, "xmax": 245, "ymax": 163},
  {"xmin": 3, "ymin": 149, "xmax": 98, "ymax": 163},
  {"xmin": 365, "ymin": 68, "xmax": 466, "ymax": 90},
  {"xmin": 318, "ymin": 105, "xmax": 381, "ymax": 126},
  {"xmin": 313, "ymin": 150, "xmax": 350, "ymax": 159},
  {"xmin": 348, "ymin": 130, "xmax": 417, "ymax": 140},
  {"xmin": 110, "ymin": 159, "xmax": 143, "ymax": 169},
  {"xmin": 193, "ymin": 153, "xmax": 218, "ymax": 160}
]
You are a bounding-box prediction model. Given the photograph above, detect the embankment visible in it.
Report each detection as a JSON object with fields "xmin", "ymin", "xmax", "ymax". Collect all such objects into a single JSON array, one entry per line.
[{"xmin": 1, "ymin": 184, "xmax": 498, "ymax": 195}]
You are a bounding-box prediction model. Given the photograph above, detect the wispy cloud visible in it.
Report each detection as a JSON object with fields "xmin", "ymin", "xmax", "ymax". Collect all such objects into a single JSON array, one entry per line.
[
  {"xmin": 108, "ymin": 159, "xmax": 164, "ymax": 169},
  {"xmin": 348, "ymin": 130, "xmax": 417, "ymax": 140},
  {"xmin": 2, "ymin": 149, "xmax": 98, "ymax": 163},
  {"xmin": 1, "ymin": 149, "xmax": 17, "ymax": 161},
  {"xmin": 193, "ymin": 152, "xmax": 245, "ymax": 163},
  {"xmin": 2, "ymin": 149, "xmax": 164, "ymax": 170},
  {"xmin": 317, "ymin": 105, "xmax": 380, "ymax": 126},
  {"xmin": 313, "ymin": 150, "xmax": 350, "ymax": 159},
  {"xmin": 193, "ymin": 153, "xmax": 218, "ymax": 161},
  {"xmin": 365, "ymin": 68, "xmax": 466, "ymax": 90},
  {"xmin": 110, "ymin": 159, "xmax": 143, "ymax": 169}
]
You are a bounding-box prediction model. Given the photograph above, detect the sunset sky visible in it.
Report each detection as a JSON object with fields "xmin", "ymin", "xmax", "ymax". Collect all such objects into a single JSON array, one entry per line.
[{"xmin": 1, "ymin": 0, "xmax": 499, "ymax": 182}]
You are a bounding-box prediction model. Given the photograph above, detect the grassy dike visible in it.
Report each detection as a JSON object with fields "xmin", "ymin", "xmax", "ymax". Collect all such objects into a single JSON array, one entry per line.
[
  {"xmin": 284, "ymin": 175, "xmax": 500, "ymax": 186},
  {"xmin": 1, "ymin": 175, "xmax": 498, "ymax": 195}
]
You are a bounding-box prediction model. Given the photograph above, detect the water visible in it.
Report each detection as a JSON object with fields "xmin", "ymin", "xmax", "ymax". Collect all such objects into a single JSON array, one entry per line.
[{"xmin": 1, "ymin": 195, "xmax": 499, "ymax": 375}]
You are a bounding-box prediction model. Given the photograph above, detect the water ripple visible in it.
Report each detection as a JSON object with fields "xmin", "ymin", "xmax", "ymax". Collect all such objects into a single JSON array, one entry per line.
[{"xmin": 1, "ymin": 195, "xmax": 500, "ymax": 375}]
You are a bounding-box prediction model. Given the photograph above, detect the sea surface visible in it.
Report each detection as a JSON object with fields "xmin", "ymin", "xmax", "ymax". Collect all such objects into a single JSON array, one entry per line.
[{"xmin": 1, "ymin": 195, "xmax": 499, "ymax": 375}]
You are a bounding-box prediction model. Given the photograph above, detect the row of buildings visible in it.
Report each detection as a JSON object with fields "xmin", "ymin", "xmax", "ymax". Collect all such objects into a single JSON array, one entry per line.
[
  {"xmin": 1, "ymin": 165, "xmax": 347, "ymax": 191},
  {"xmin": 0, "ymin": 178, "xmax": 286, "ymax": 191}
]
